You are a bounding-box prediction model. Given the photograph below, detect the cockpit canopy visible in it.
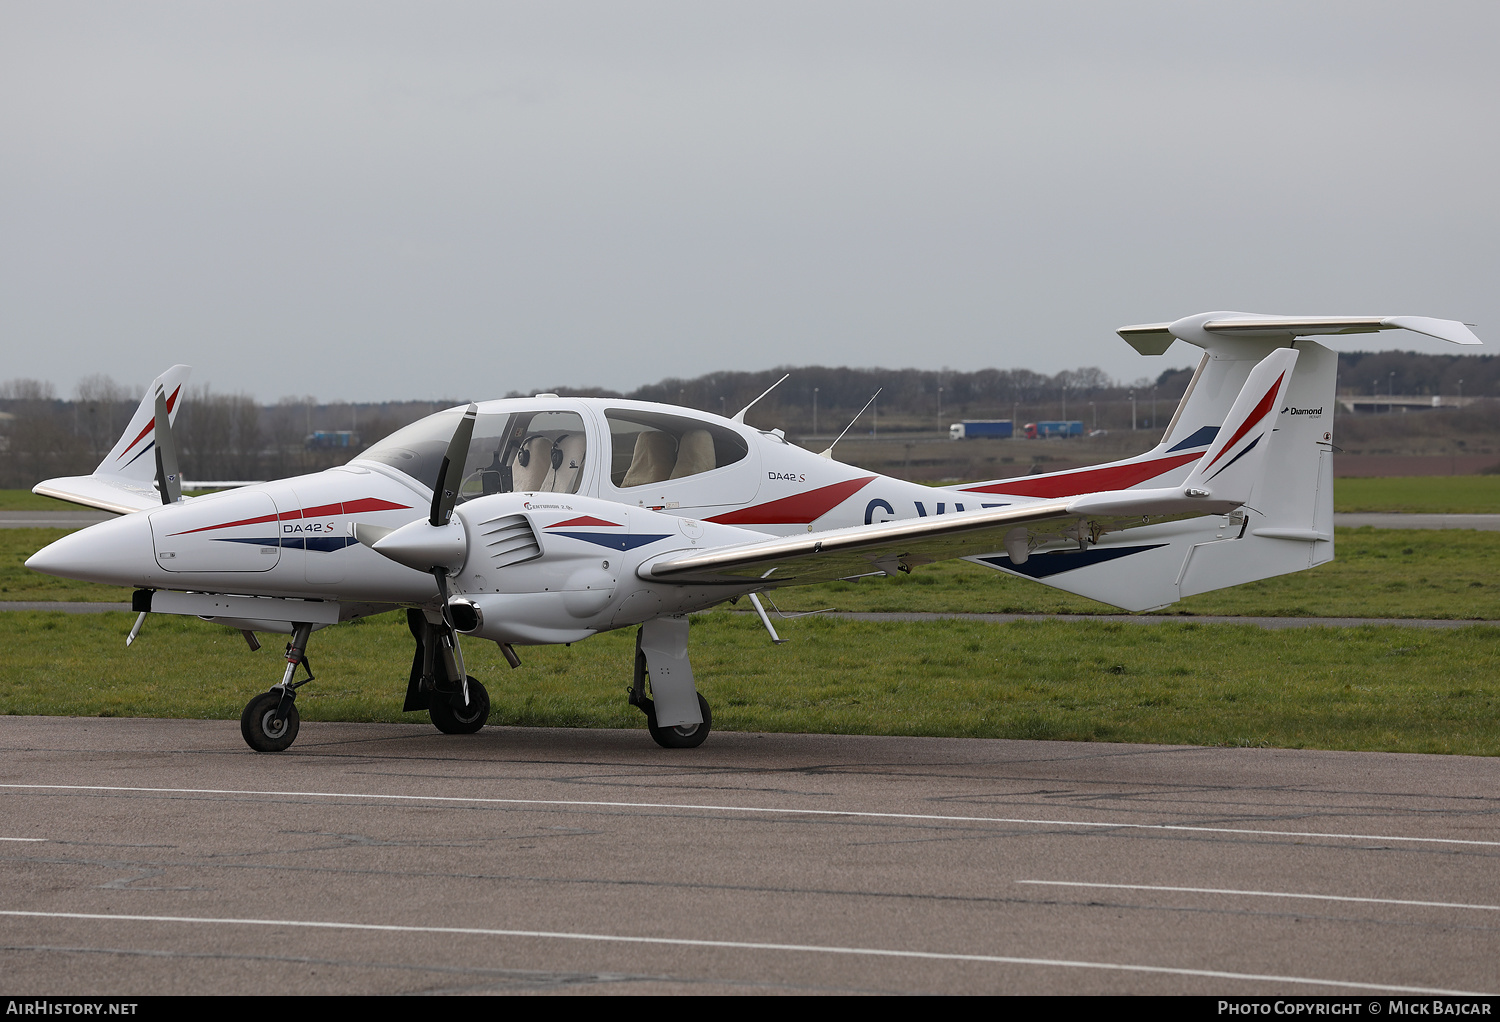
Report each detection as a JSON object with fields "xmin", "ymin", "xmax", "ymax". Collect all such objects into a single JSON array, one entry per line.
[
  {"xmin": 354, "ymin": 402, "xmax": 750, "ymax": 503},
  {"xmin": 356, "ymin": 407, "xmax": 589, "ymax": 500}
]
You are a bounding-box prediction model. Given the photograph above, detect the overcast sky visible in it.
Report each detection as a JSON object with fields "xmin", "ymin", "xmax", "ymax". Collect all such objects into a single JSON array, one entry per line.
[{"xmin": 3, "ymin": 1, "xmax": 1496, "ymax": 403}]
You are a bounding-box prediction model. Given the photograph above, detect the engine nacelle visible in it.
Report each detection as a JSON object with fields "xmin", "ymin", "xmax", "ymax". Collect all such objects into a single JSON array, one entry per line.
[{"xmin": 417, "ymin": 492, "xmax": 767, "ymax": 645}]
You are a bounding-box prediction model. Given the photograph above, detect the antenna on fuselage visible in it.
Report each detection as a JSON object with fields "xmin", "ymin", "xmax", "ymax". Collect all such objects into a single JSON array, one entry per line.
[
  {"xmin": 731, "ymin": 373, "xmax": 790, "ymax": 424},
  {"xmin": 819, "ymin": 388, "xmax": 882, "ymax": 460}
]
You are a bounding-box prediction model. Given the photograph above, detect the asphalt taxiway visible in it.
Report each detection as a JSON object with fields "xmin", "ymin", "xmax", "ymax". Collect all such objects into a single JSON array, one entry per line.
[{"xmin": 1, "ymin": 716, "xmax": 1496, "ymax": 995}]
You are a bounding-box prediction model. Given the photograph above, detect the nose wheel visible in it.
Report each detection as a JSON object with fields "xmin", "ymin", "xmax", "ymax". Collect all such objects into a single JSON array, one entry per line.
[
  {"xmin": 241, "ymin": 691, "xmax": 300, "ymax": 752},
  {"xmin": 239, "ymin": 621, "xmax": 313, "ymax": 752}
]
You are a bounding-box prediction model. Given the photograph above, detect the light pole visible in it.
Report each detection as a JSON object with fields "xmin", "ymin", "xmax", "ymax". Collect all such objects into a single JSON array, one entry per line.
[
  {"xmin": 1089, "ymin": 401, "xmax": 1096, "ymax": 430},
  {"xmin": 937, "ymin": 385, "xmax": 943, "ymax": 426},
  {"xmin": 1130, "ymin": 392, "xmax": 1136, "ymax": 430},
  {"xmin": 1151, "ymin": 386, "xmax": 1157, "ymax": 430},
  {"xmin": 1458, "ymin": 378, "xmax": 1464, "ymax": 405},
  {"xmin": 813, "ymin": 388, "xmax": 819, "ymax": 434}
]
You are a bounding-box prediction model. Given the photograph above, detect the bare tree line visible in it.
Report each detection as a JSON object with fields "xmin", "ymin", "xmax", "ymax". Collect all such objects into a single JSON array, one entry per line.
[{"xmin": 4, "ymin": 351, "xmax": 1492, "ymax": 489}]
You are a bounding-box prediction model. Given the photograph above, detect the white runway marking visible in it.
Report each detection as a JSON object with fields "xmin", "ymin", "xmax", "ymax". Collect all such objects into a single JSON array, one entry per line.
[
  {"xmin": 0, "ymin": 837, "xmax": 44, "ymax": 842},
  {"xmin": 0, "ymin": 908, "xmax": 1485, "ymax": 996},
  {"xmin": 1017, "ymin": 881, "xmax": 1500, "ymax": 912},
  {"xmin": 2, "ymin": 782, "xmax": 1496, "ymax": 848}
]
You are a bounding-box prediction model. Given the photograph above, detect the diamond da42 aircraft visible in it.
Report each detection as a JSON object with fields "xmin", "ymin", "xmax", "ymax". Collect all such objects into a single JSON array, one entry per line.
[{"xmin": 26, "ymin": 312, "xmax": 1481, "ymax": 752}]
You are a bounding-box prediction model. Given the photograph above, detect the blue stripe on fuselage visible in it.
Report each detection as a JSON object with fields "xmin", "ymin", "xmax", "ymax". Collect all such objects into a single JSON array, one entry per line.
[{"xmin": 548, "ymin": 531, "xmax": 673, "ymax": 551}]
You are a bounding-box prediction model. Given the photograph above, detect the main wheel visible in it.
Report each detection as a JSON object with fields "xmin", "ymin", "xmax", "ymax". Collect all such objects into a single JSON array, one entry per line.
[
  {"xmin": 241, "ymin": 691, "xmax": 300, "ymax": 752},
  {"xmin": 429, "ymin": 677, "xmax": 490, "ymax": 734},
  {"xmin": 643, "ymin": 693, "xmax": 712, "ymax": 749}
]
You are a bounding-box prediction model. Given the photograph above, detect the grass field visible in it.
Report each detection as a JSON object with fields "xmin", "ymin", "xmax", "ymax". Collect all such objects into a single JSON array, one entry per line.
[
  {"xmin": 0, "ymin": 490, "xmax": 86, "ymax": 511},
  {"xmin": 2, "ymin": 609, "xmax": 1496, "ymax": 755},
  {"xmin": 6, "ymin": 525, "xmax": 1495, "ymax": 619},
  {"xmin": 6, "ymin": 483, "xmax": 1498, "ymax": 756},
  {"xmin": 1334, "ymin": 476, "xmax": 1500, "ymax": 514}
]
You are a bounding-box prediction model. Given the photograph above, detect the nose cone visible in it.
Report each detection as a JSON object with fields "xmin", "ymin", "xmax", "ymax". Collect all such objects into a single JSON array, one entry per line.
[{"xmin": 25, "ymin": 511, "xmax": 158, "ymax": 587}]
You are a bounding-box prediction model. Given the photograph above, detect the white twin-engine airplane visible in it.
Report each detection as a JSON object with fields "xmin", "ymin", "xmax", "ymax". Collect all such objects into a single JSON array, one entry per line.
[{"xmin": 26, "ymin": 312, "xmax": 1481, "ymax": 752}]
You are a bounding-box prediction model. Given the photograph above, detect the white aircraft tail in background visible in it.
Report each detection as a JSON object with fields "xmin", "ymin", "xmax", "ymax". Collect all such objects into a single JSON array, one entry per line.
[{"xmin": 32, "ymin": 365, "xmax": 192, "ymax": 514}]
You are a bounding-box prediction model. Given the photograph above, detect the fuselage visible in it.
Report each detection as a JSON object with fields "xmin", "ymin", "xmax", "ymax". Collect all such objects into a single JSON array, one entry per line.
[{"xmin": 26, "ymin": 396, "xmax": 1207, "ymax": 616}]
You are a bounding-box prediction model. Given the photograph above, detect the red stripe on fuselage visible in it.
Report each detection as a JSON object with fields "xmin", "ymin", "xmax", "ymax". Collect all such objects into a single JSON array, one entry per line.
[
  {"xmin": 167, "ymin": 496, "xmax": 413, "ymax": 535},
  {"xmin": 705, "ymin": 476, "xmax": 876, "ymax": 526},
  {"xmin": 1201, "ymin": 371, "xmax": 1284, "ymax": 472},
  {"xmin": 116, "ymin": 385, "xmax": 181, "ymax": 461},
  {"xmin": 549, "ymin": 516, "xmax": 621, "ymax": 529},
  {"xmin": 959, "ymin": 452, "xmax": 1203, "ymax": 498},
  {"xmin": 168, "ymin": 512, "xmax": 280, "ymax": 536}
]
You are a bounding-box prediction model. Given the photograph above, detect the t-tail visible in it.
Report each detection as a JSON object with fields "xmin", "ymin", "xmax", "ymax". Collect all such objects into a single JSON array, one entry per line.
[{"xmin": 965, "ymin": 312, "xmax": 1480, "ymax": 612}]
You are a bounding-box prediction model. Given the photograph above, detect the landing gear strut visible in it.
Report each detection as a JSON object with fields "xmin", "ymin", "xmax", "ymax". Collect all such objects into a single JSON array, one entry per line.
[
  {"xmin": 629, "ymin": 617, "xmax": 712, "ymax": 749},
  {"xmin": 406, "ymin": 609, "xmax": 493, "ymax": 735},
  {"xmin": 240, "ymin": 622, "xmax": 313, "ymax": 752}
]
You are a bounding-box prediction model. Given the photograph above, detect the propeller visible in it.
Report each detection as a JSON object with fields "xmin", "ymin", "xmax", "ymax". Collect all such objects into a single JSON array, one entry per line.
[
  {"xmin": 430, "ymin": 403, "xmax": 478, "ymax": 527},
  {"xmin": 355, "ymin": 403, "xmax": 479, "ymax": 706},
  {"xmin": 152, "ymin": 386, "xmax": 183, "ymax": 505}
]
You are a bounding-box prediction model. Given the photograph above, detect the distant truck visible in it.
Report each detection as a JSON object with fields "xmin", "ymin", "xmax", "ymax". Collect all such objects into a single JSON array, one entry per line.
[
  {"xmin": 305, "ymin": 430, "xmax": 360, "ymax": 450},
  {"xmin": 948, "ymin": 419, "xmax": 1013, "ymax": 440},
  {"xmin": 1023, "ymin": 420, "xmax": 1084, "ymax": 439}
]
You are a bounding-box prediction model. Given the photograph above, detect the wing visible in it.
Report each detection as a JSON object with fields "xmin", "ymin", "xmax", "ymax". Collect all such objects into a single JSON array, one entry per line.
[
  {"xmin": 640, "ymin": 493, "xmax": 1221, "ymax": 587},
  {"xmin": 31, "ymin": 475, "xmax": 166, "ymax": 515}
]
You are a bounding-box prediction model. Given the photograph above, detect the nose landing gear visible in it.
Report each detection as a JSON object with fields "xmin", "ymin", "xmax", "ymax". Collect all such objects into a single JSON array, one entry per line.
[{"xmin": 240, "ymin": 622, "xmax": 314, "ymax": 753}]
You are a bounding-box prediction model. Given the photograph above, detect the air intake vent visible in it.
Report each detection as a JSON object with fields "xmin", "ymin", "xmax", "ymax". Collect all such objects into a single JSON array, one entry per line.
[{"xmin": 477, "ymin": 514, "xmax": 542, "ymax": 569}]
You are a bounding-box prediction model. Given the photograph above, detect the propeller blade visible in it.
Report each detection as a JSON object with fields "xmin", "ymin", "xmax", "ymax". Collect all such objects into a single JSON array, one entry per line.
[
  {"xmin": 430, "ymin": 403, "xmax": 478, "ymax": 527},
  {"xmin": 152, "ymin": 387, "xmax": 183, "ymax": 505}
]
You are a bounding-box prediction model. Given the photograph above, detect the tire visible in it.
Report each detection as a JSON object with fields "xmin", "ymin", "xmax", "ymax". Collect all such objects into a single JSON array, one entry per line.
[
  {"xmin": 644, "ymin": 693, "xmax": 712, "ymax": 749},
  {"xmin": 429, "ymin": 677, "xmax": 490, "ymax": 735},
  {"xmin": 241, "ymin": 691, "xmax": 300, "ymax": 752}
]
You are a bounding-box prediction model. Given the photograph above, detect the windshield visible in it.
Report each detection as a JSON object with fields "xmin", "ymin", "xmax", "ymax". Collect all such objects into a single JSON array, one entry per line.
[
  {"xmin": 356, "ymin": 407, "xmax": 588, "ymax": 497},
  {"xmin": 355, "ymin": 407, "xmax": 468, "ymax": 491}
]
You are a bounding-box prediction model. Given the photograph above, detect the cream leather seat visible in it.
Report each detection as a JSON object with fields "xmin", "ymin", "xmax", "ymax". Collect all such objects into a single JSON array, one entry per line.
[
  {"xmin": 668, "ymin": 429, "xmax": 716, "ymax": 479},
  {"xmin": 620, "ymin": 431, "xmax": 676, "ymax": 487},
  {"xmin": 509, "ymin": 435, "xmax": 552, "ymax": 492},
  {"xmin": 547, "ymin": 433, "xmax": 587, "ymax": 493}
]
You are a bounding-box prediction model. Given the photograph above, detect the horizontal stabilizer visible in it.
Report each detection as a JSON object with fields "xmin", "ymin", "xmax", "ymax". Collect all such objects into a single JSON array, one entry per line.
[{"xmin": 1119, "ymin": 313, "xmax": 1480, "ymax": 354}]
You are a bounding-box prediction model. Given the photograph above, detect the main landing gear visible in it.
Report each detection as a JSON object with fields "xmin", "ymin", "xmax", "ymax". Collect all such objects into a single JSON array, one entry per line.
[
  {"xmin": 240, "ymin": 622, "xmax": 313, "ymax": 752},
  {"xmin": 629, "ymin": 616, "xmax": 712, "ymax": 749},
  {"xmin": 406, "ymin": 609, "xmax": 493, "ymax": 736}
]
